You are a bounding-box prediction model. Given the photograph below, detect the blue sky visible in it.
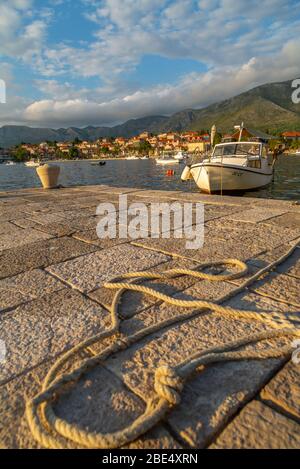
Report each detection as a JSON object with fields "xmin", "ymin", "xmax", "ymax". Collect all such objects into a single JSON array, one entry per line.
[{"xmin": 0, "ymin": 0, "xmax": 300, "ymax": 127}]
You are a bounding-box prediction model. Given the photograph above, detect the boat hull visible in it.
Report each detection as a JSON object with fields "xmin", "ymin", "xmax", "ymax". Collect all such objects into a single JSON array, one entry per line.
[
  {"xmin": 156, "ymin": 159, "xmax": 179, "ymax": 165},
  {"xmin": 190, "ymin": 163, "xmax": 273, "ymax": 193}
]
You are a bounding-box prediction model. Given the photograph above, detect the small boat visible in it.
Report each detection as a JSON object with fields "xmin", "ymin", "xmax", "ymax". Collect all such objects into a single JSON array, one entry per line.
[
  {"xmin": 25, "ymin": 160, "xmax": 40, "ymax": 167},
  {"xmin": 156, "ymin": 153, "xmax": 179, "ymax": 165},
  {"xmin": 173, "ymin": 151, "xmax": 186, "ymax": 161},
  {"xmin": 181, "ymin": 140, "xmax": 276, "ymax": 193},
  {"xmin": 126, "ymin": 155, "xmax": 139, "ymax": 160},
  {"xmin": 91, "ymin": 161, "xmax": 106, "ymax": 166},
  {"xmin": 5, "ymin": 161, "xmax": 16, "ymax": 166}
]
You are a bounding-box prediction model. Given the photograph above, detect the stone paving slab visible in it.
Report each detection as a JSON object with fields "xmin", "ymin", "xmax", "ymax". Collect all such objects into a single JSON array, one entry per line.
[
  {"xmin": 47, "ymin": 244, "xmax": 171, "ymax": 293},
  {"xmin": 250, "ymin": 272, "xmax": 300, "ymax": 308},
  {"xmin": 260, "ymin": 361, "xmax": 300, "ymax": 420},
  {"xmin": 0, "ymin": 269, "xmax": 65, "ymax": 313},
  {"xmin": 206, "ymin": 218, "xmax": 300, "ymax": 251},
  {"xmin": 0, "ymin": 222, "xmax": 23, "ymax": 235},
  {"xmin": 210, "ymin": 400, "xmax": 300, "ymax": 449},
  {"xmin": 72, "ymin": 228, "xmax": 130, "ymax": 248},
  {"xmin": 0, "ymin": 236, "xmax": 99, "ymax": 279},
  {"xmin": 133, "ymin": 236, "xmax": 264, "ymax": 263},
  {"xmin": 0, "ymin": 227, "xmax": 53, "ymax": 252},
  {"xmin": 264, "ymin": 212, "xmax": 300, "ymax": 230},
  {"xmin": 0, "ymin": 289, "xmax": 110, "ymax": 384},
  {"xmin": 227, "ymin": 207, "xmax": 288, "ymax": 223}
]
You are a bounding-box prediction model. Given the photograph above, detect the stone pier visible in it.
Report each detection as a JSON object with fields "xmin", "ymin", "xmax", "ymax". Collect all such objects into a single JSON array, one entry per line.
[{"xmin": 0, "ymin": 184, "xmax": 299, "ymax": 449}]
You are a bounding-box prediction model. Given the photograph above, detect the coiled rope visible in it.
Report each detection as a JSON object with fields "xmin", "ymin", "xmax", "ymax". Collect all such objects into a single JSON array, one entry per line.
[{"xmin": 26, "ymin": 238, "xmax": 300, "ymax": 448}]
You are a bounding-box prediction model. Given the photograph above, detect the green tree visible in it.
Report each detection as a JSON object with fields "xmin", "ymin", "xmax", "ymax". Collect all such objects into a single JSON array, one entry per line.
[
  {"xmin": 13, "ymin": 146, "xmax": 29, "ymax": 162},
  {"xmin": 137, "ymin": 140, "xmax": 151, "ymax": 155},
  {"xmin": 99, "ymin": 146, "xmax": 110, "ymax": 155},
  {"xmin": 213, "ymin": 133, "xmax": 222, "ymax": 146},
  {"xmin": 68, "ymin": 146, "xmax": 79, "ymax": 159}
]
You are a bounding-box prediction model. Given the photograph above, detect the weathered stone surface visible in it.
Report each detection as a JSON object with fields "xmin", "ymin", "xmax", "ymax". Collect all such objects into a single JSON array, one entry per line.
[
  {"xmin": 0, "ymin": 222, "xmax": 22, "ymax": 235},
  {"xmin": 10, "ymin": 218, "xmax": 43, "ymax": 230},
  {"xmin": 261, "ymin": 361, "xmax": 300, "ymax": 420},
  {"xmin": 1, "ymin": 185, "xmax": 299, "ymax": 449},
  {"xmin": 47, "ymin": 244, "xmax": 171, "ymax": 293},
  {"xmin": 206, "ymin": 218, "xmax": 300, "ymax": 251},
  {"xmin": 89, "ymin": 258, "xmax": 202, "ymax": 317},
  {"xmin": 0, "ymin": 236, "xmax": 99, "ymax": 279},
  {"xmin": 250, "ymin": 272, "xmax": 300, "ymax": 307},
  {"xmin": 264, "ymin": 212, "xmax": 300, "ymax": 230},
  {"xmin": 225, "ymin": 289, "xmax": 300, "ymax": 325},
  {"xmin": 25, "ymin": 212, "xmax": 66, "ymax": 225},
  {"xmin": 0, "ymin": 269, "xmax": 65, "ymax": 312},
  {"xmin": 210, "ymin": 400, "xmax": 300, "ymax": 449},
  {"xmin": 0, "ymin": 227, "xmax": 53, "ymax": 251},
  {"xmin": 0, "ymin": 289, "xmax": 110, "ymax": 384},
  {"xmin": 227, "ymin": 207, "xmax": 287, "ymax": 223},
  {"xmin": 203, "ymin": 204, "xmax": 244, "ymax": 221},
  {"xmin": 0, "ymin": 357, "xmax": 180, "ymax": 449},
  {"xmin": 133, "ymin": 235, "xmax": 263, "ymax": 263},
  {"xmin": 168, "ymin": 360, "xmax": 282, "ymax": 448},
  {"xmin": 0, "ymin": 208, "xmax": 27, "ymax": 222},
  {"xmin": 72, "ymin": 228, "xmax": 129, "ymax": 248},
  {"xmin": 101, "ymin": 290, "xmax": 290, "ymax": 447}
]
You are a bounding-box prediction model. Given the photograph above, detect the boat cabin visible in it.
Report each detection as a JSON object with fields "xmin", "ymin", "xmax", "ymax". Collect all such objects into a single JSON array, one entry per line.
[{"xmin": 211, "ymin": 141, "xmax": 271, "ymax": 169}]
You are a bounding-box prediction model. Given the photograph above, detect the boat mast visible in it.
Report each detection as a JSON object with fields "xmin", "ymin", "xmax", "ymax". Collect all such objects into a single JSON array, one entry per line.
[{"xmin": 238, "ymin": 122, "xmax": 244, "ymax": 142}]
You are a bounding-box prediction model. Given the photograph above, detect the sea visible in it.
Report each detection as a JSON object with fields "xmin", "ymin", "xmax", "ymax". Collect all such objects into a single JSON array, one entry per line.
[{"xmin": 0, "ymin": 155, "xmax": 300, "ymax": 200}]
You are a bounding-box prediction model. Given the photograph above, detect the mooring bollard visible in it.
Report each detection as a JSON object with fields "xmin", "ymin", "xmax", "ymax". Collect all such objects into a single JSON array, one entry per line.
[{"xmin": 36, "ymin": 164, "xmax": 60, "ymax": 189}]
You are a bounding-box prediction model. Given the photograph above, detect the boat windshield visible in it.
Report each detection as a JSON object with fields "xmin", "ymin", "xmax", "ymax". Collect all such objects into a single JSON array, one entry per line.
[{"xmin": 213, "ymin": 143, "xmax": 261, "ymax": 157}]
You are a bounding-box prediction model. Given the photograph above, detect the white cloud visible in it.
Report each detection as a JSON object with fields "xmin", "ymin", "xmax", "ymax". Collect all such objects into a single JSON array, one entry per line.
[
  {"xmin": 0, "ymin": 0, "xmax": 49, "ymax": 59},
  {"xmin": 21, "ymin": 39, "xmax": 300, "ymax": 127},
  {"xmin": 0, "ymin": 0, "xmax": 300, "ymax": 127},
  {"xmin": 32, "ymin": 0, "xmax": 300, "ymax": 84}
]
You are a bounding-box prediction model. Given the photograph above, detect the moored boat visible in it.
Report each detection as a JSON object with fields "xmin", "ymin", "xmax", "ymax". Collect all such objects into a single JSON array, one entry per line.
[
  {"xmin": 25, "ymin": 160, "xmax": 40, "ymax": 167},
  {"xmin": 173, "ymin": 151, "xmax": 186, "ymax": 161},
  {"xmin": 181, "ymin": 141, "xmax": 275, "ymax": 193}
]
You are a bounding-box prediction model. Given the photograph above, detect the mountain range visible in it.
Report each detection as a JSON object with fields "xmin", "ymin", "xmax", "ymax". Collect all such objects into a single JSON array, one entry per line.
[{"xmin": 1, "ymin": 79, "xmax": 300, "ymax": 148}]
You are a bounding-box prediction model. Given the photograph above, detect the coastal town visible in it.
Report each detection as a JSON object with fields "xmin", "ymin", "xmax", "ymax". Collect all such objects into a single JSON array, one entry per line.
[{"xmin": 0, "ymin": 129, "xmax": 300, "ymax": 162}]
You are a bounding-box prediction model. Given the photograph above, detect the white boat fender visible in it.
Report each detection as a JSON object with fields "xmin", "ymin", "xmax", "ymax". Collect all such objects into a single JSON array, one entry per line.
[{"xmin": 181, "ymin": 165, "xmax": 192, "ymax": 181}]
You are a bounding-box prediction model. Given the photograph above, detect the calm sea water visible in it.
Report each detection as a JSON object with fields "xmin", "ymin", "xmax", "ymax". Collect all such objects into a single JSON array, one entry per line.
[{"xmin": 0, "ymin": 155, "xmax": 299, "ymax": 200}]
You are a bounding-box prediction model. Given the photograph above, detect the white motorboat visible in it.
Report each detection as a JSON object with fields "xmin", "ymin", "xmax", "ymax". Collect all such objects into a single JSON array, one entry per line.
[
  {"xmin": 5, "ymin": 161, "xmax": 16, "ymax": 166},
  {"xmin": 173, "ymin": 151, "xmax": 186, "ymax": 161},
  {"xmin": 156, "ymin": 154, "xmax": 179, "ymax": 165},
  {"xmin": 181, "ymin": 141, "xmax": 275, "ymax": 193},
  {"xmin": 25, "ymin": 160, "xmax": 40, "ymax": 167},
  {"xmin": 126, "ymin": 155, "xmax": 139, "ymax": 160}
]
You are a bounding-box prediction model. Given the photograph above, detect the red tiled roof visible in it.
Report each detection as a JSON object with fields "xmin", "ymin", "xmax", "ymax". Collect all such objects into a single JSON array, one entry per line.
[{"xmin": 282, "ymin": 131, "xmax": 300, "ymax": 137}]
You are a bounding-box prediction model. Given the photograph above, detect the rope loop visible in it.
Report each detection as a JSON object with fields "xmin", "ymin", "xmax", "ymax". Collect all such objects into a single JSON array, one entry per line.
[{"xmin": 154, "ymin": 366, "xmax": 183, "ymax": 405}]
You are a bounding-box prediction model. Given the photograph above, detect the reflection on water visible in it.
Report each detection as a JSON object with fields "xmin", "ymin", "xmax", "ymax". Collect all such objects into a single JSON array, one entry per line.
[{"xmin": 0, "ymin": 155, "xmax": 299, "ymax": 200}]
